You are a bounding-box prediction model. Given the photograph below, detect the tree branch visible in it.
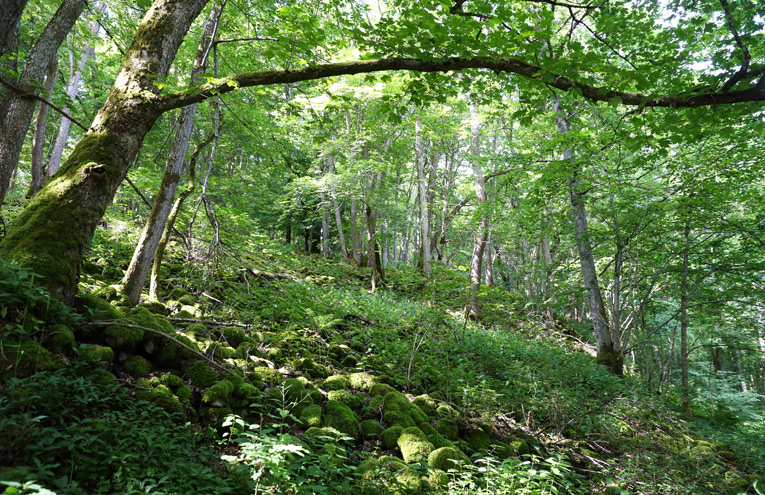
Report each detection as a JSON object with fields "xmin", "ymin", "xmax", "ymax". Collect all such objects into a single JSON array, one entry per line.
[
  {"xmin": 158, "ymin": 56, "xmax": 765, "ymax": 113},
  {"xmin": 719, "ymin": 0, "xmax": 751, "ymax": 92},
  {"xmin": 0, "ymin": 75, "xmax": 89, "ymax": 130}
]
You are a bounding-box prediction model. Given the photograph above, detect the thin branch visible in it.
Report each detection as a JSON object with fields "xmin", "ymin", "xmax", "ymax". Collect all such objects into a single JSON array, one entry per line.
[
  {"xmin": 215, "ymin": 36, "xmax": 279, "ymax": 44},
  {"xmin": 0, "ymin": 76, "xmax": 89, "ymax": 130},
  {"xmin": 124, "ymin": 175, "xmax": 153, "ymax": 209},
  {"xmin": 720, "ymin": 0, "xmax": 751, "ymax": 92}
]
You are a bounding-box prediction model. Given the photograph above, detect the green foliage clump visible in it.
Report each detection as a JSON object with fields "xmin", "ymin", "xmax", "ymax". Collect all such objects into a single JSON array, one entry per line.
[
  {"xmin": 0, "ymin": 340, "xmax": 58, "ymax": 378},
  {"xmin": 79, "ymin": 344, "xmax": 114, "ymax": 367},
  {"xmin": 322, "ymin": 400, "xmax": 360, "ymax": 440},
  {"xmin": 397, "ymin": 427, "xmax": 434, "ymax": 463},
  {"xmin": 186, "ymin": 362, "xmax": 218, "ymax": 388},
  {"xmin": 123, "ymin": 355, "xmax": 151, "ymax": 378},
  {"xmin": 48, "ymin": 324, "xmax": 75, "ymax": 353},
  {"xmin": 135, "ymin": 380, "xmax": 185, "ymax": 417}
]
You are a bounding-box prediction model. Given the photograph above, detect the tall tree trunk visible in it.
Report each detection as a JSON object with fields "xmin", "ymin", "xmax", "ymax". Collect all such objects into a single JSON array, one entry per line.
[
  {"xmin": 0, "ymin": 0, "xmax": 86, "ymax": 207},
  {"xmin": 468, "ymin": 98, "xmax": 489, "ymax": 319},
  {"xmin": 350, "ymin": 198, "xmax": 362, "ymax": 265},
  {"xmin": 366, "ymin": 204, "xmax": 378, "ymax": 292},
  {"xmin": 46, "ymin": 17, "xmax": 99, "ymax": 179},
  {"xmin": 149, "ymin": 133, "xmax": 213, "ymax": 300},
  {"xmin": 27, "ymin": 57, "xmax": 58, "ymax": 197},
  {"xmin": 553, "ymin": 95, "xmax": 620, "ymax": 374},
  {"xmin": 0, "ymin": 0, "xmax": 208, "ymax": 303},
  {"xmin": 484, "ymin": 230, "xmax": 494, "ymax": 286},
  {"xmin": 0, "ymin": 0, "xmax": 27, "ymax": 119},
  {"xmin": 122, "ymin": 5, "xmax": 220, "ymax": 306},
  {"xmin": 326, "ymin": 142, "xmax": 349, "ymax": 263},
  {"xmin": 416, "ymin": 113, "xmax": 431, "ymax": 277},
  {"xmin": 680, "ymin": 221, "xmax": 691, "ymax": 416}
]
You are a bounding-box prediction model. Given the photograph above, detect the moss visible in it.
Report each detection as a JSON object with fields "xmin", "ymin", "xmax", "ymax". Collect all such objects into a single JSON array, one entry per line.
[
  {"xmin": 503, "ymin": 436, "xmax": 529, "ymax": 456},
  {"xmin": 124, "ymin": 355, "xmax": 151, "ymax": 378},
  {"xmin": 200, "ymin": 406, "xmax": 232, "ymax": 425},
  {"xmin": 177, "ymin": 294, "xmax": 196, "ymax": 305},
  {"xmin": 186, "ymin": 362, "xmax": 218, "ymax": 388},
  {"xmin": 428, "ymin": 447, "xmax": 460, "ymax": 471},
  {"xmin": 79, "ymin": 344, "xmax": 114, "ymax": 367},
  {"xmin": 357, "ymin": 457, "xmax": 381, "ymax": 481},
  {"xmin": 360, "ymin": 419, "xmax": 384, "ymax": 439},
  {"xmin": 174, "ymin": 309, "xmax": 195, "ymax": 319},
  {"xmin": 233, "ymin": 341, "xmax": 259, "ymax": 359},
  {"xmin": 180, "ymin": 305, "xmax": 202, "ymax": 318},
  {"xmin": 49, "ymin": 324, "xmax": 75, "ymax": 353},
  {"xmin": 466, "ymin": 429, "xmax": 492, "ymax": 452},
  {"xmin": 186, "ymin": 322, "xmax": 209, "ymax": 338},
  {"xmin": 427, "ymin": 469, "xmax": 449, "ymax": 490},
  {"xmin": 418, "ymin": 422, "xmax": 452, "ymax": 449},
  {"xmin": 304, "ymin": 426, "xmax": 344, "ymax": 440},
  {"xmin": 349, "ymin": 372, "xmax": 375, "ymax": 391},
  {"xmin": 252, "ymin": 366, "xmax": 282, "ymax": 385},
  {"xmin": 383, "ymin": 410, "xmax": 416, "ymax": 428},
  {"xmin": 328, "ymin": 389, "xmax": 362, "ymax": 410},
  {"xmin": 395, "ymin": 468, "xmax": 421, "ymax": 492},
  {"xmin": 246, "ymin": 371, "xmax": 265, "ymax": 390},
  {"xmin": 176, "ymin": 384, "xmax": 192, "ymax": 404},
  {"xmin": 138, "ymin": 301, "xmax": 169, "ymax": 315},
  {"xmin": 340, "ymin": 355, "xmax": 358, "ymax": 367},
  {"xmin": 323, "ymin": 400, "xmax": 360, "ymax": 440},
  {"xmin": 221, "ymin": 326, "xmax": 246, "ymax": 348},
  {"xmin": 160, "ymin": 333, "xmax": 199, "ymax": 362},
  {"xmin": 294, "ymin": 357, "xmax": 329, "ymax": 379},
  {"xmin": 412, "ymin": 395, "xmax": 436, "ymax": 417},
  {"xmin": 436, "ymin": 403, "xmax": 459, "ymax": 419},
  {"xmin": 104, "ymin": 319, "xmax": 143, "ymax": 350},
  {"xmin": 168, "ymin": 288, "xmax": 189, "ymax": 299},
  {"xmin": 381, "ymin": 425, "xmax": 404, "ymax": 449},
  {"xmin": 74, "ymin": 293, "xmax": 123, "ymax": 321},
  {"xmin": 378, "ymin": 455, "xmax": 407, "ymax": 471},
  {"xmin": 383, "ymin": 391, "xmax": 409, "ymax": 410},
  {"xmin": 435, "ymin": 418, "xmax": 459, "ymax": 440},
  {"xmin": 370, "ymin": 383, "xmax": 396, "ymax": 397},
  {"xmin": 397, "ymin": 427, "xmax": 434, "ymax": 463},
  {"xmin": 158, "ymin": 373, "xmax": 183, "ymax": 389},
  {"xmin": 207, "ymin": 342, "xmax": 235, "ymax": 359},
  {"xmin": 0, "ymin": 340, "xmax": 58, "ymax": 378},
  {"xmin": 202, "ymin": 380, "xmax": 235, "ymax": 407},
  {"xmin": 300, "ymin": 404, "xmax": 323, "ymax": 428},
  {"xmin": 136, "ymin": 383, "xmax": 185, "ymax": 418},
  {"xmin": 324, "ymin": 374, "xmax": 351, "ymax": 390}
]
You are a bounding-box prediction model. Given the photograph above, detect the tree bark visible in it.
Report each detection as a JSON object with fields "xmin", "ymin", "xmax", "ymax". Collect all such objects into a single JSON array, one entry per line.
[
  {"xmin": 415, "ymin": 113, "xmax": 431, "ymax": 277},
  {"xmin": 27, "ymin": 57, "xmax": 58, "ymax": 197},
  {"xmin": 0, "ymin": 0, "xmax": 208, "ymax": 303},
  {"xmin": 680, "ymin": 221, "xmax": 691, "ymax": 416},
  {"xmin": 0, "ymin": 0, "xmax": 85, "ymax": 207},
  {"xmin": 122, "ymin": 5, "xmax": 220, "ymax": 306},
  {"xmin": 0, "ymin": 0, "xmax": 27, "ymax": 119},
  {"xmin": 326, "ymin": 139, "xmax": 349, "ymax": 263},
  {"xmin": 468, "ymin": 98, "xmax": 489, "ymax": 319},
  {"xmin": 553, "ymin": 95, "xmax": 620, "ymax": 374}
]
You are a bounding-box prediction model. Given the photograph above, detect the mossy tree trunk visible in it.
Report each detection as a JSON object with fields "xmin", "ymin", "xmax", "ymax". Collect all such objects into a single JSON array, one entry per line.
[
  {"xmin": 122, "ymin": 5, "xmax": 220, "ymax": 306},
  {"xmin": 0, "ymin": 0, "xmax": 85, "ymax": 207},
  {"xmin": 0, "ymin": 0, "xmax": 207, "ymax": 303}
]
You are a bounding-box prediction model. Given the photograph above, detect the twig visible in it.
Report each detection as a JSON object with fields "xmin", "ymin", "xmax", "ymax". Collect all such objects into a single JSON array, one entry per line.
[
  {"xmin": 167, "ymin": 317, "xmax": 249, "ymax": 329},
  {"xmin": 0, "ymin": 76, "xmax": 89, "ymax": 130}
]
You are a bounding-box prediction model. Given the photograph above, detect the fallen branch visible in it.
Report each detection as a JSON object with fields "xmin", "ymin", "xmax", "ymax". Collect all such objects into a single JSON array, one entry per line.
[{"xmin": 167, "ymin": 317, "xmax": 249, "ymax": 329}]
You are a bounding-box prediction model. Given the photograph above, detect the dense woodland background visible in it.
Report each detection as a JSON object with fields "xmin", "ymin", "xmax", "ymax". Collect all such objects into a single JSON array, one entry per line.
[{"xmin": 0, "ymin": 0, "xmax": 764, "ymax": 494}]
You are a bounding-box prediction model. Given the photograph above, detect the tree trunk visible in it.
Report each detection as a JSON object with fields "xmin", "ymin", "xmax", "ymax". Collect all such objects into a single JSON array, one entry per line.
[
  {"xmin": 46, "ymin": 17, "xmax": 99, "ymax": 179},
  {"xmin": 366, "ymin": 204, "xmax": 378, "ymax": 292},
  {"xmin": 0, "ymin": 0, "xmax": 27, "ymax": 119},
  {"xmin": 0, "ymin": 0, "xmax": 86, "ymax": 207},
  {"xmin": 415, "ymin": 113, "xmax": 431, "ymax": 277},
  {"xmin": 326, "ymin": 141, "xmax": 349, "ymax": 263},
  {"xmin": 468, "ymin": 98, "xmax": 489, "ymax": 319},
  {"xmin": 0, "ymin": 0, "xmax": 208, "ymax": 303},
  {"xmin": 680, "ymin": 221, "xmax": 691, "ymax": 416},
  {"xmin": 122, "ymin": 5, "xmax": 220, "ymax": 306},
  {"xmin": 27, "ymin": 57, "xmax": 58, "ymax": 197},
  {"xmin": 350, "ymin": 197, "xmax": 362, "ymax": 265},
  {"xmin": 149, "ymin": 134, "xmax": 213, "ymax": 300},
  {"xmin": 553, "ymin": 95, "xmax": 620, "ymax": 374}
]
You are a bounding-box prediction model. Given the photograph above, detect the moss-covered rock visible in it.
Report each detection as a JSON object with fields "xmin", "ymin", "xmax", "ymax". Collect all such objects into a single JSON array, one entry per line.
[
  {"xmin": 139, "ymin": 301, "xmax": 169, "ymax": 315},
  {"xmin": 80, "ymin": 344, "xmax": 114, "ymax": 367},
  {"xmin": 104, "ymin": 320, "xmax": 143, "ymax": 350},
  {"xmin": 74, "ymin": 293, "xmax": 123, "ymax": 321},
  {"xmin": 323, "ymin": 400, "xmax": 360, "ymax": 440},
  {"xmin": 135, "ymin": 382, "xmax": 185, "ymax": 418},
  {"xmin": 435, "ymin": 418, "xmax": 459, "ymax": 440},
  {"xmin": 186, "ymin": 322, "xmax": 209, "ymax": 338},
  {"xmin": 246, "ymin": 371, "xmax": 265, "ymax": 390},
  {"xmin": 503, "ymin": 435, "xmax": 529, "ymax": 456},
  {"xmin": 124, "ymin": 355, "xmax": 151, "ymax": 378},
  {"xmin": 357, "ymin": 457, "xmax": 381, "ymax": 482},
  {"xmin": 252, "ymin": 366, "xmax": 282, "ymax": 385},
  {"xmin": 324, "ymin": 374, "xmax": 351, "ymax": 391},
  {"xmin": 0, "ymin": 340, "xmax": 58, "ymax": 378},
  {"xmin": 207, "ymin": 342, "xmax": 235, "ymax": 360},
  {"xmin": 349, "ymin": 372, "xmax": 375, "ymax": 391},
  {"xmin": 397, "ymin": 427, "xmax": 434, "ymax": 463},
  {"xmin": 222, "ymin": 326, "xmax": 246, "ymax": 348},
  {"xmin": 177, "ymin": 294, "xmax": 197, "ymax": 306},
  {"xmin": 436, "ymin": 403, "xmax": 459, "ymax": 419},
  {"xmin": 304, "ymin": 426, "xmax": 344, "ymax": 440},
  {"xmin": 294, "ymin": 357, "xmax": 329, "ymax": 379},
  {"xmin": 202, "ymin": 380, "xmax": 235, "ymax": 407},
  {"xmin": 299, "ymin": 404, "xmax": 323, "ymax": 428},
  {"xmin": 328, "ymin": 389, "xmax": 362, "ymax": 410},
  {"xmin": 233, "ymin": 341, "xmax": 260, "ymax": 360},
  {"xmin": 395, "ymin": 468, "xmax": 421, "ymax": 492},
  {"xmin": 48, "ymin": 324, "xmax": 75, "ymax": 353},
  {"xmin": 412, "ymin": 395, "xmax": 437, "ymax": 417},
  {"xmin": 383, "ymin": 410, "xmax": 416, "ymax": 428},
  {"xmin": 370, "ymin": 383, "xmax": 397, "ymax": 397},
  {"xmin": 428, "ymin": 447, "xmax": 461, "ymax": 471},
  {"xmin": 427, "ymin": 469, "xmax": 449, "ymax": 490},
  {"xmin": 466, "ymin": 429, "xmax": 492, "ymax": 453},
  {"xmin": 418, "ymin": 422, "xmax": 453, "ymax": 449},
  {"xmin": 380, "ymin": 425, "xmax": 404, "ymax": 449},
  {"xmin": 360, "ymin": 419, "xmax": 384, "ymax": 439},
  {"xmin": 186, "ymin": 362, "xmax": 218, "ymax": 388}
]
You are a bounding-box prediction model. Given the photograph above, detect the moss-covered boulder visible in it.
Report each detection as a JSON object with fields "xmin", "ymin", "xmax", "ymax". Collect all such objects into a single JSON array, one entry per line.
[
  {"xmin": 428, "ymin": 447, "xmax": 461, "ymax": 471},
  {"xmin": 294, "ymin": 357, "xmax": 328, "ymax": 379},
  {"xmin": 124, "ymin": 355, "xmax": 151, "ymax": 378},
  {"xmin": 397, "ymin": 427, "xmax": 434, "ymax": 463},
  {"xmin": 135, "ymin": 381, "xmax": 185, "ymax": 418},
  {"xmin": 418, "ymin": 422, "xmax": 453, "ymax": 449},
  {"xmin": 139, "ymin": 301, "xmax": 169, "ymax": 315},
  {"xmin": 252, "ymin": 366, "xmax": 282, "ymax": 385},
  {"xmin": 104, "ymin": 320, "xmax": 143, "ymax": 350},
  {"xmin": 349, "ymin": 372, "xmax": 375, "ymax": 392},
  {"xmin": 304, "ymin": 426, "xmax": 344, "ymax": 441},
  {"xmin": 299, "ymin": 404, "xmax": 323, "ymax": 428},
  {"xmin": 222, "ymin": 327, "xmax": 246, "ymax": 348},
  {"xmin": 74, "ymin": 293, "xmax": 123, "ymax": 321},
  {"xmin": 412, "ymin": 395, "xmax": 437, "ymax": 417},
  {"xmin": 383, "ymin": 410, "xmax": 417, "ymax": 429},
  {"xmin": 436, "ymin": 403, "xmax": 459, "ymax": 419},
  {"xmin": 360, "ymin": 419, "xmax": 384, "ymax": 439},
  {"xmin": 245, "ymin": 371, "xmax": 265, "ymax": 390},
  {"xmin": 186, "ymin": 362, "xmax": 218, "ymax": 388},
  {"xmin": 202, "ymin": 380, "xmax": 235, "ymax": 407},
  {"xmin": 328, "ymin": 389, "xmax": 362, "ymax": 410},
  {"xmin": 370, "ymin": 383, "xmax": 397, "ymax": 397},
  {"xmin": 503, "ymin": 435, "xmax": 529, "ymax": 456},
  {"xmin": 323, "ymin": 400, "xmax": 360, "ymax": 440},
  {"xmin": 324, "ymin": 374, "xmax": 351, "ymax": 390},
  {"xmin": 0, "ymin": 340, "xmax": 58, "ymax": 378},
  {"xmin": 80, "ymin": 344, "xmax": 114, "ymax": 367},
  {"xmin": 48, "ymin": 324, "xmax": 75, "ymax": 353},
  {"xmin": 466, "ymin": 429, "xmax": 492, "ymax": 453},
  {"xmin": 435, "ymin": 418, "xmax": 459, "ymax": 440},
  {"xmin": 427, "ymin": 469, "xmax": 449, "ymax": 490},
  {"xmin": 381, "ymin": 425, "xmax": 404, "ymax": 449}
]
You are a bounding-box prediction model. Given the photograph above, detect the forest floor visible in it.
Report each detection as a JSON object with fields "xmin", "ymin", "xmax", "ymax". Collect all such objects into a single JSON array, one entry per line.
[{"xmin": 0, "ymin": 222, "xmax": 762, "ymax": 495}]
